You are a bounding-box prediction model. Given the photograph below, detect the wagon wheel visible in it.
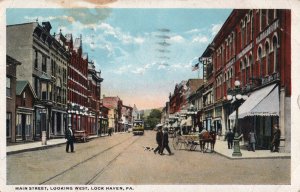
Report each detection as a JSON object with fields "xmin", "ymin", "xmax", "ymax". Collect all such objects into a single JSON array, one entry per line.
[
  {"xmin": 190, "ymin": 142, "xmax": 197, "ymax": 151},
  {"xmin": 172, "ymin": 137, "xmax": 179, "ymax": 150},
  {"xmin": 184, "ymin": 141, "xmax": 191, "ymax": 150}
]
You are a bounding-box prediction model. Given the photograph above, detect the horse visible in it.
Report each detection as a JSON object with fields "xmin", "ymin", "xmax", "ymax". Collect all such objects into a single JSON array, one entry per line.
[{"xmin": 199, "ymin": 130, "xmax": 217, "ymax": 153}]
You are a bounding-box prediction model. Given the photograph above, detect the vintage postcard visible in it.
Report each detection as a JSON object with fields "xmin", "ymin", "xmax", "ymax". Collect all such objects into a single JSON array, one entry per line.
[{"xmin": 1, "ymin": 0, "xmax": 300, "ymax": 192}]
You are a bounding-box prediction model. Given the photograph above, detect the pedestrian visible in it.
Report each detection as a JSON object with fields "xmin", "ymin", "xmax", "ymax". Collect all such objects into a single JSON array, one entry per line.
[
  {"xmin": 248, "ymin": 129, "xmax": 256, "ymax": 152},
  {"xmin": 271, "ymin": 124, "xmax": 281, "ymax": 152},
  {"xmin": 153, "ymin": 126, "xmax": 163, "ymax": 154},
  {"xmin": 161, "ymin": 128, "xmax": 174, "ymax": 155},
  {"xmin": 225, "ymin": 129, "xmax": 234, "ymax": 149},
  {"xmin": 108, "ymin": 127, "xmax": 112, "ymax": 136},
  {"xmin": 65, "ymin": 126, "xmax": 75, "ymax": 153}
]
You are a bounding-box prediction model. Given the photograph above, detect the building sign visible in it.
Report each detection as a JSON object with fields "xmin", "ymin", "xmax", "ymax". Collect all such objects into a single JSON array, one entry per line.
[
  {"xmin": 256, "ymin": 19, "xmax": 279, "ymax": 44},
  {"xmin": 199, "ymin": 57, "xmax": 212, "ymax": 64},
  {"xmin": 225, "ymin": 56, "xmax": 236, "ymax": 69},
  {"xmin": 237, "ymin": 42, "xmax": 253, "ymax": 59}
]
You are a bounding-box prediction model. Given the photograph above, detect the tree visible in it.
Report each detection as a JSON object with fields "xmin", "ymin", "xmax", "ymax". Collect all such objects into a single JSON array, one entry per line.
[{"xmin": 145, "ymin": 109, "xmax": 162, "ymax": 129}]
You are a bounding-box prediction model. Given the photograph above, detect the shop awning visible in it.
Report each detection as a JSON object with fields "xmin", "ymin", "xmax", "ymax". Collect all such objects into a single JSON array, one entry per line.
[{"xmin": 229, "ymin": 84, "xmax": 279, "ymax": 120}]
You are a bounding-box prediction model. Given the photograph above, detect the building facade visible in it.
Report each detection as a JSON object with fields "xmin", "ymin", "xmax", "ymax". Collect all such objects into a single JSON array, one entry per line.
[
  {"xmin": 199, "ymin": 9, "xmax": 291, "ymax": 151},
  {"xmin": 6, "ymin": 55, "xmax": 21, "ymax": 142},
  {"xmin": 15, "ymin": 81, "xmax": 37, "ymax": 141},
  {"xmin": 87, "ymin": 60, "xmax": 103, "ymax": 135},
  {"xmin": 7, "ymin": 22, "xmax": 69, "ymax": 140},
  {"xmin": 103, "ymin": 96, "xmax": 123, "ymax": 132}
]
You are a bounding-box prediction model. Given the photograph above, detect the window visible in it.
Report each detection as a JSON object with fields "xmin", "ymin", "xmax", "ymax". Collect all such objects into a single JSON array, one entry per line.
[
  {"xmin": 41, "ymin": 82, "xmax": 47, "ymax": 100},
  {"xmin": 265, "ymin": 41, "xmax": 271, "ymax": 75},
  {"xmin": 6, "ymin": 112, "xmax": 12, "ymax": 137},
  {"xmin": 6, "ymin": 77, "xmax": 11, "ymax": 97},
  {"xmin": 34, "ymin": 50, "xmax": 38, "ymax": 68},
  {"xmin": 268, "ymin": 10, "xmax": 274, "ymax": 24},
  {"xmin": 258, "ymin": 46, "xmax": 263, "ymax": 77},
  {"xmin": 273, "ymin": 36, "xmax": 279, "ymax": 73},
  {"xmin": 42, "ymin": 55, "xmax": 47, "ymax": 72}
]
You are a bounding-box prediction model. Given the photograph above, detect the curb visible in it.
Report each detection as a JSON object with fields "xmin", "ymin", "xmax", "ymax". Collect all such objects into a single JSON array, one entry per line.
[
  {"xmin": 6, "ymin": 136, "xmax": 103, "ymax": 155},
  {"xmin": 214, "ymin": 150, "xmax": 291, "ymax": 160}
]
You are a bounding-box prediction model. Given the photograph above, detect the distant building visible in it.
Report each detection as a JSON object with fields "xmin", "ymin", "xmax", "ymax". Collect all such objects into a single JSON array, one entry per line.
[{"xmin": 103, "ymin": 96, "xmax": 123, "ymax": 132}]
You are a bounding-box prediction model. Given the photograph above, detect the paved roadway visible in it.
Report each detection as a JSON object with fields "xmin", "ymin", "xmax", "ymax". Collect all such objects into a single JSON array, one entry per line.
[{"xmin": 7, "ymin": 130, "xmax": 290, "ymax": 185}]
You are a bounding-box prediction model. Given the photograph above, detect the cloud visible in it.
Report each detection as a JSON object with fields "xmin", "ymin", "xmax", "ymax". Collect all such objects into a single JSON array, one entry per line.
[
  {"xmin": 115, "ymin": 65, "xmax": 132, "ymax": 74},
  {"xmin": 186, "ymin": 29, "xmax": 202, "ymax": 34},
  {"xmin": 24, "ymin": 15, "xmax": 75, "ymax": 23},
  {"xmin": 169, "ymin": 35, "xmax": 184, "ymax": 43},
  {"xmin": 211, "ymin": 23, "xmax": 222, "ymax": 36},
  {"xmin": 132, "ymin": 67, "xmax": 146, "ymax": 75},
  {"xmin": 192, "ymin": 35, "xmax": 209, "ymax": 44}
]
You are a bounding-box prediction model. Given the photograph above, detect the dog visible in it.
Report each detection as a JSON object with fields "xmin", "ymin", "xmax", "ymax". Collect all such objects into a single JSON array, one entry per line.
[{"xmin": 143, "ymin": 146, "xmax": 154, "ymax": 151}]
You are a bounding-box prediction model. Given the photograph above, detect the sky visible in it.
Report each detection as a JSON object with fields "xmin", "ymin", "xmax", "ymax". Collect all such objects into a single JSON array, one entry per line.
[{"xmin": 6, "ymin": 8, "xmax": 232, "ymax": 110}]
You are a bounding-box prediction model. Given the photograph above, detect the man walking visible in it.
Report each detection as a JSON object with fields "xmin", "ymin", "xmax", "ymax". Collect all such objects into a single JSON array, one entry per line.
[
  {"xmin": 225, "ymin": 129, "xmax": 234, "ymax": 149},
  {"xmin": 153, "ymin": 127, "xmax": 163, "ymax": 154},
  {"xmin": 65, "ymin": 125, "xmax": 75, "ymax": 153},
  {"xmin": 161, "ymin": 128, "xmax": 174, "ymax": 155}
]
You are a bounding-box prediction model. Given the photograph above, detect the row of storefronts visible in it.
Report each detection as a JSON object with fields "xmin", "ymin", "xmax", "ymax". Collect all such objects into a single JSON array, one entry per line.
[{"xmin": 163, "ymin": 9, "xmax": 291, "ymax": 152}]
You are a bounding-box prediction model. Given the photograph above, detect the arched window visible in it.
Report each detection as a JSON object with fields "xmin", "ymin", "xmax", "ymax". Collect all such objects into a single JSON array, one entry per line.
[
  {"xmin": 241, "ymin": 21, "xmax": 244, "ymax": 48},
  {"xmin": 249, "ymin": 53, "xmax": 253, "ymax": 81},
  {"xmin": 268, "ymin": 10, "xmax": 274, "ymax": 24},
  {"xmin": 258, "ymin": 46, "xmax": 263, "ymax": 77},
  {"xmin": 244, "ymin": 57, "xmax": 249, "ymax": 84},
  {"xmin": 273, "ymin": 35, "xmax": 279, "ymax": 73},
  {"xmin": 265, "ymin": 40, "xmax": 270, "ymax": 75}
]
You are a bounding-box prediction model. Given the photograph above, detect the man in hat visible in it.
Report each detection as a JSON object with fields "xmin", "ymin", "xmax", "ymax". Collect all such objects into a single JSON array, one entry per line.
[
  {"xmin": 225, "ymin": 128, "xmax": 234, "ymax": 149},
  {"xmin": 154, "ymin": 126, "xmax": 163, "ymax": 154},
  {"xmin": 65, "ymin": 125, "xmax": 75, "ymax": 153},
  {"xmin": 161, "ymin": 128, "xmax": 174, "ymax": 155},
  {"xmin": 271, "ymin": 124, "xmax": 281, "ymax": 152}
]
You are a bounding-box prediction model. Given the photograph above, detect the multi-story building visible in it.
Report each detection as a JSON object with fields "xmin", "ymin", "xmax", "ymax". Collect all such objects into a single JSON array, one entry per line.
[
  {"xmin": 99, "ymin": 101, "xmax": 109, "ymax": 135},
  {"xmin": 64, "ymin": 34, "xmax": 90, "ymax": 133},
  {"xmin": 103, "ymin": 96, "xmax": 123, "ymax": 132},
  {"xmin": 6, "ymin": 55, "xmax": 21, "ymax": 142},
  {"xmin": 87, "ymin": 60, "xmax": 103, "ymax": 135},
  {"xmin": 169, "ymin": 80, "xmax": 187, "ymax": 114},
  {"xmin": 121, "ymin": 105, "xmax": 133, "ymax": 131},
  {"xmin": 7, "ymin": 21, "xmax": 69, "ymax": 140},
  {"xmin": 199, "ymin": 9, "xmax": 291, "ymax": 151}
]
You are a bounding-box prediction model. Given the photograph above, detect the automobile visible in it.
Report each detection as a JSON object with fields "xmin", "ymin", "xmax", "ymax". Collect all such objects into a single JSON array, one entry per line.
[{"xmin": 74, "ymin": 130, "xmax": 88, "ymax": 142}]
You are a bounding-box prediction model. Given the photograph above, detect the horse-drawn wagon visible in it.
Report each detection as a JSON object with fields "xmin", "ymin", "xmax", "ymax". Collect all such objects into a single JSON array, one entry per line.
[{"xmin": 172, "ymin": 130, "xmax": 216, "ymax": 152}]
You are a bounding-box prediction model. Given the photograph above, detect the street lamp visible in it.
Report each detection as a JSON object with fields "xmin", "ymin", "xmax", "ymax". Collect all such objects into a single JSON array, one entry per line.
[{"xmin": 227, "ymin": 80, "xmax": 248, "ymax": 157}]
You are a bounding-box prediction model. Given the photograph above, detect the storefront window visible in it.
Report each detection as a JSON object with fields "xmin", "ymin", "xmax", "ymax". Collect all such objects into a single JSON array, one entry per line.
[
  {"xmin": 16, "ymin": 114, "xmax": 22, "ymax": 137},
  {"xmin": 6, "ymin": 113, "xmax": 11, "ymax": 137}
]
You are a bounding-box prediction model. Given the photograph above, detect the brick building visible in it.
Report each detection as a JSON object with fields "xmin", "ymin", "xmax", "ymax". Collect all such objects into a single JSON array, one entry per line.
[{"xmin": 199, "ymin": 9, "xmax": 291, "ymax": 151}]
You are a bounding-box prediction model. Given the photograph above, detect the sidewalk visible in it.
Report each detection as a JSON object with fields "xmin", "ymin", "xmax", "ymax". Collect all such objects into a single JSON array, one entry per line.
[
  {"xmin": 213, "ymin": 139, "xmax": 291, "ymax": 159},
  {"xmin": 6, "ymin": 135, "xmax": 102, "ymax": 155}
]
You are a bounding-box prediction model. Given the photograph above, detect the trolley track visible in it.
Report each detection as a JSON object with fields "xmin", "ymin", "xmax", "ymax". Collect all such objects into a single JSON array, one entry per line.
[{"xmin": 39, "ymin": 136, "xmax": 140, "ymax": 185}]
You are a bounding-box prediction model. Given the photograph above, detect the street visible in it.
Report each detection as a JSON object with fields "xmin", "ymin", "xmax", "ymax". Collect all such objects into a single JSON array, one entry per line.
[{"xmin": 7, "ymin": 131, "xmax": 290, "ymax": 185}]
